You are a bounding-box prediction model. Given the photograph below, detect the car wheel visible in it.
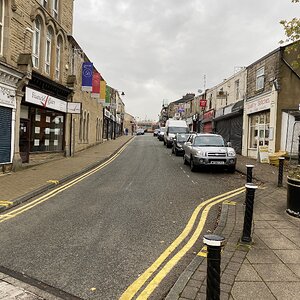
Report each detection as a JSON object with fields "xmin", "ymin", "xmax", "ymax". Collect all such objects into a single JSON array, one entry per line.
[
  {"xmin": 190, "ymin": 157, "xmax": 197, "ymax": 172},
  {"xmin": 228, "ymin": 166, "xmax": 236, "ymax": 173}
]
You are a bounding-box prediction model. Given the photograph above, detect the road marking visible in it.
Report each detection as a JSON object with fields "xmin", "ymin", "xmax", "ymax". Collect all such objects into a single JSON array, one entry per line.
[
  {"xmin": 46, "ymin": 180, "xmax": 60, "ymax": 185},
  {"xmin": 197, "ymin": 245, "xmax": 207, "ymax": 257},
  {"xmin": 119, "ymin": 187, "xmax": 245, "ymax": 300},
  {"xmin": 0, "ymin": 201, "xmax": 13, "ymax": 207},
  {"xmin": 136, "ymin": 188, "xmax": 245, "ymax": 299},
  {"xmin": 0, "ymin": 139, "xmax": 134, "ymax": 223}
]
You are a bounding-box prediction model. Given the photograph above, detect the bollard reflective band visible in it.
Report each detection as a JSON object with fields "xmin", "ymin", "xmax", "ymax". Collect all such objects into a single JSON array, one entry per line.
[
  {"xmin": 203, "ymin": 234, "xmax": 225, "ymax": 247},
  {"xmin": 245, "ymin": 183, "xmax": 258, "ymax": 189}
]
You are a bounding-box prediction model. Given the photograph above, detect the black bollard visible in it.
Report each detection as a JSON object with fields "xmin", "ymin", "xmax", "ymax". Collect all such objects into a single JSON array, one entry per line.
[
  {"xmin": 246, "ymin": 164, "xmax": 254, "ymax": 183},
  {"xmin": 241, "ymin": 183, "xmax": 258, "ymax": 243},
  {"xmin": 203, "ymin": 234, "xmax": 225, "ymax": 300},
  {"xmin": 277, "ymin": 157, "xmax": 285, "ymax": 187}
]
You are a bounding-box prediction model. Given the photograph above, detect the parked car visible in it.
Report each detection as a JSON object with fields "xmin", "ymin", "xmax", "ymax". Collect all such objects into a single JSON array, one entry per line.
[
  {"xmin": 136, "ymin": 128, "xmax": 145, "ymax": 135},
  {"xmin": 164, "ymin": 119, "xmax": 189, "ymax": 148},
  {"xmin": 158, "ymin": 127, "xmax": 166, "ymax": 141},
  {"xmin": 153, "ymin": 129, "xmax": 160, "ymax": 137},
  {"xmin": 182, "ymin": 133, "xmax": 236, "ymax": 172},
  {"xmin": 172, "ymin": 133, "xmax": 190, "ymax": 156}
]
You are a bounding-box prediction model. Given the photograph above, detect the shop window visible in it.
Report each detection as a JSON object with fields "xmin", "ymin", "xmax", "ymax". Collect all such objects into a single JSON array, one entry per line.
[
  {"xmin": 45, "ymin": 27, "xmax": 53, "ymax": 75},
  {"xmin": 55, "ymin": 36, "xmax": 62, "ymax": 80},
  {"xmin": 0, "ymin": 0, "xmax": 3, "ymax": 56},
  {"xmin": 249, "ymin": 111, "xmax": 270, "ymax": 149},
  {"xmin": 32, "ymin": 17, "xmax": 42, "ymax": 68},
  {"xmin": 30, "ymin": 108, "xmax": 64, "ymax": 152},
  {"xmin": 256, "ymin": 67, "xmax": 265, "ymax": 91}
]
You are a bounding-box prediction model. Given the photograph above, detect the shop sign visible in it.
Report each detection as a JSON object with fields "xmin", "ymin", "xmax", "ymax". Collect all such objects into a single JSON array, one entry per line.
[
  {"xmin": 245, "ymin": 96, "xmax": 271, "ymax": 114},
  {"xmin": 224, "ymin": 104, "xmax": 234, "ymax": 115},
  {"xmin": 25, "ymin": 87, "xmax": 67, "ymax": 112},
  {"xmin": 0, "ymin": 86, "xmax": 15, "ymax": 109},
  {"xmin": 199, "ymin": 99, "xmax": 207, "ymax": 108},
  {"xmin": 104, "ymin": 109, "xmax": 111, "ymax": 118},
  {"xmin": 258, "ymin": 146, "xmax": 270, "ymax": 163},
  {"xmin": 203, "ymin": 110, "xmax": 214, "ymax": 120},
  {"xmin": 67, "ymin": 102, "xmax": 82, "ymax": 114}
]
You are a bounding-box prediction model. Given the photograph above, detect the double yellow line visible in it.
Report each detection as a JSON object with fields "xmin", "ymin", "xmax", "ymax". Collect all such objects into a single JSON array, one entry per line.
[
  {"xmin": 0, "ymin": 140, "xmax": 133, "ymax": 223},
  {"xmin": 120, "ymin": 186, "xmax": 245, "ymax": 300}
]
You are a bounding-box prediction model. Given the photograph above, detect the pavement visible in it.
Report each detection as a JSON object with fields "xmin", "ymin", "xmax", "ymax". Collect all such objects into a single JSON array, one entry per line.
[{"xmin": 0, "ymin": 137, "xmax": 299, "ymax": 299}]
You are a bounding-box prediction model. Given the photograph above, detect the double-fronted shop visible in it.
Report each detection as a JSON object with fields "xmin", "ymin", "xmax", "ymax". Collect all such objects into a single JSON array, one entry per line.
[{"xmin": 19, "ymin": 72, "xmax": 72, "ymax": 163}]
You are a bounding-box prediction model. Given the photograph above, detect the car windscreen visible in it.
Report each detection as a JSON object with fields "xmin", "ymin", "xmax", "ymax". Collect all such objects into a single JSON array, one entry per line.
[
  {"xmin": 169, "ymin": 127, "xmax": 189, "ymax": 134},
  {"xmin": 177, "ymin": 134, "xmax": 189, "ymax": 142},
  {"xmin": 194, "ymin": 136, "xmax": 225, "ymax": 147}
]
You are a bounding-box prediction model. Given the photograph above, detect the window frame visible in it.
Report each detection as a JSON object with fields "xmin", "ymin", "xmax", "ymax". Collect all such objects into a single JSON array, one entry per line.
[
  {"xmin": 55, "ymin": 36, "xmax": 62, "ymax": 80},
  {"xmin": 52, "ymin": 0, "xmax": 59, "ymax": 19},
  {"xmin": 32, "ymin": 18, "xmax": 42, "ymax": 69},
  {"xmin": 40, "ymin": 0, "xmax": 47, "ymax": 8},
  {"xmin": 256, "ymin": 67, "xmax": 265, "ymax": 91},
  {"xmin": 45, "ymin": 27, "xmax": 53, "ymax": 75}
]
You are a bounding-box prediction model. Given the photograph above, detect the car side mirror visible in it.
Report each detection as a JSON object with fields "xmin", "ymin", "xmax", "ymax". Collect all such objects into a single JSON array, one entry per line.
[{"xmin": 227, "ymin": 142, "xmax": 232, "ymax": 147}]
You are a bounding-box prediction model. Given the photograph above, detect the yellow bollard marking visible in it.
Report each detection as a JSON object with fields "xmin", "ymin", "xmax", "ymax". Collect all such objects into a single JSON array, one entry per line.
[
  {"xmin": 197, "ymin": 246, "xmax": 207, "ymax": 257},
  {"xmin": 47, "ymin": 180, "xmax": 60, "ymax": 185},
  {"xmin": 223, "ymin": 200, "xmax": 237, "ymax": 205}
]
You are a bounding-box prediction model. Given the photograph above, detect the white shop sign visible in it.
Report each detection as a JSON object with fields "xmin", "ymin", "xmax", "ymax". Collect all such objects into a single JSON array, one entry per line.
[
  {"xmin": 25, "ymin": 87, "xmax": 67, "ymax": 112},
  {"xmin": 245, "ymin": 95, "xmax": 271, "ymax": 114},
  {"xmin": 0, "ymin": 86, "xmax": 15, "ymax": 109},
  {"xmin": 67, "ymin": 102, "xmax": 82, "ymax": 114}
]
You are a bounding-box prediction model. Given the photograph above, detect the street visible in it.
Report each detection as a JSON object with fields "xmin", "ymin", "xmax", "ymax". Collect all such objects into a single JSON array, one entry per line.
[{"xmin": 0, "ymin": 134, "xmax": 246, "ymax": 300}]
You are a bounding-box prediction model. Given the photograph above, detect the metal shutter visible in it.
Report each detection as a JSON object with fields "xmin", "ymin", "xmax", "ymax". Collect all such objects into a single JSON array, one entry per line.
[{"xmin": 0, "ymin": 106, "xmax": 12, "ymax": 164}]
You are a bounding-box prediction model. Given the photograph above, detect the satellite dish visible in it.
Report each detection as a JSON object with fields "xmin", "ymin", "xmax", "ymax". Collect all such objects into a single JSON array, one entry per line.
[{"xmin": 198, "ymin": 89, "xmax": 203, "ymax": 94}]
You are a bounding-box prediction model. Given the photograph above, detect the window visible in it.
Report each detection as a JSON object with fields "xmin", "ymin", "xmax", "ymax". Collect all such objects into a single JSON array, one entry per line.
[
  {"xmin": 55, "ymin": 36, "xmax": 62, "ymax": 80},
  {"xmin": 45, "ymin": 27, "xmax": 53, "ymax": 74},
  {"xmin": 52, "ymin": 0, "xmax": 59, "ymax": 19},
  {"xmin": 235, "ymin": 80, "xmax": 239, "ymax": 100},
  {"xmin": 0, "ymin": 0, "xmax": 4, "ymax": 55},
  {"xmin": 40, "ymin": 0, "xmax": 47, "ymax": 8},
  {"xmin": 249, "ymin": 111, "xmax": 270, "ymax": 149},
  {"xmin": 256, "ymin": 67, "xmax": 265, "ymax": 91},
  {"xmin": 32, "ymin": 18, "xmax": 41, "ymax": 68}
]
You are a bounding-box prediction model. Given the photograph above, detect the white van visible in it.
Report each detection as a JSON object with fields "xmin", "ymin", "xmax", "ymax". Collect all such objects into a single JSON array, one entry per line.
[{"xmin": 164, "ymin": 119, "xmax": 189, "ymax": 148}]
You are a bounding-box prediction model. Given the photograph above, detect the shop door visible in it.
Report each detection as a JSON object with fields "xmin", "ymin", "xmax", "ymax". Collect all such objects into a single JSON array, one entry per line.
[
  {"xmin": 0, "ymin": 106, "xmax": 12, "ymax": 164},
  {"xmin": 19, "ymin": 119, "xmax": 30, "ymax": 163}
]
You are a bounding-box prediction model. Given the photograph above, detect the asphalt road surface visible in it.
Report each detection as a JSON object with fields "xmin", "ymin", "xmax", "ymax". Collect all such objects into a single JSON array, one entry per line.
[{"xmin": 0, "ymin": 134, "xmax": 246, "ymax": 299}]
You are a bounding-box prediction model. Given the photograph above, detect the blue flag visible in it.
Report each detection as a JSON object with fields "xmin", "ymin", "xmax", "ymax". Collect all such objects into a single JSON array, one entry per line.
[{"xmin": 82, "ymin": 62, "xmax": 93, "ymax": 91}]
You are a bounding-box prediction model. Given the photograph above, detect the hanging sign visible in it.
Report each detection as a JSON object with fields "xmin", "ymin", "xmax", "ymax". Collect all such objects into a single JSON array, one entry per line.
[
  {"xmin": 91, "ymin": 72, "xmax": 101, "ymax": 98},
  {"xmin": 199, "ymin": 99, "xmax": 207, "ymax": 108},
  {"xmin": 67, "ymin": 102, "xmax": 82, "ymax": 114},
  {"xmin": 82, "ymin": 62, "xmax": 93, "ymax": 92}
]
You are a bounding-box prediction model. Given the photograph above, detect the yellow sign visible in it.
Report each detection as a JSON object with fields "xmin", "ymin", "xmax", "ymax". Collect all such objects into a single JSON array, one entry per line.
[{"xmin": 258, "ymin": 146, "xmax": 269, "ymax": 163}]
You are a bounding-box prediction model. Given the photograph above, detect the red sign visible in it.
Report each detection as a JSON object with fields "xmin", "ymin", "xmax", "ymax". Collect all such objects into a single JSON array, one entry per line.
[
  {"xmin": 199, "ymin": 99, "xmax": 207, "ymax": 108},
  {"xmin": 92, "ymin": 72, "xmax": 101, "ymax": 97}
]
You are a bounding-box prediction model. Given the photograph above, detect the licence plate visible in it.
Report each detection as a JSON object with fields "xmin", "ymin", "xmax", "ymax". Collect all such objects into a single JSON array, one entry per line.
[{"xmin": 210, "ymin": 161, "xmax": 225, "ymax": 165}]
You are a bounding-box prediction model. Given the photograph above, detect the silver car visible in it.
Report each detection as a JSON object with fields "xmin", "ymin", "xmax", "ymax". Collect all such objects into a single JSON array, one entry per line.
[{"xmin": 183, "ymin": 133, "xmax": 236, "ymax": 172}]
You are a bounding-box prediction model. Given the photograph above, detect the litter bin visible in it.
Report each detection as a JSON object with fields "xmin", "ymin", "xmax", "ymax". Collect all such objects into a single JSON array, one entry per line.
[{"xmin": 287, "ymin": 176, "xmax": 300, "ymax": 218}]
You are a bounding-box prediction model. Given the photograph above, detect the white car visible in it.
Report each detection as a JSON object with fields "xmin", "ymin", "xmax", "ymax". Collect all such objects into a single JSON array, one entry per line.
[{"xmin": 183, "ymin": 133, "xmax": 236, "ymax": 172}]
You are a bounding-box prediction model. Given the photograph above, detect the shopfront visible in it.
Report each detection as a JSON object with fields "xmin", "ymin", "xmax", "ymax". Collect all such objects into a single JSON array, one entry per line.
[
  {"xmin": 0, "ymin": 65, "xmax": 23, "ymax": 168},
  {"xmin": 243, "ymin": 91, "xmax": 277, "ymax": 159},
  {"xmin": 20, "ymin": 74, "xmax": 72, "ymax": 163},
  {"xmin": 214, "ymin": 100, "xmax": 244, "ymax": 154},
  {"xmin": 0, "ymin": 88, "xmax": 15, "ymax": 165},
  {"xmin": 202, "ymin": 109, "xmax": 214, "ymax": 133}
]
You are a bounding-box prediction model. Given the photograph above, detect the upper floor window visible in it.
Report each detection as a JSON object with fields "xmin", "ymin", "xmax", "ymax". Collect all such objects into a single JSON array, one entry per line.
[
  {"xmin": 45, "ymin": 27, "xmax": 53, "ymax": 74},
  {"xmin": 235, "ymin": 80, "xmax": 240, "ymax": 100},
  {"xmin": 256, "ymin": 67, "xmax": 265, "ymax": 91},
  {"xmin": 55, "ymin": 36, "xmax": 62, "ymax": 80},
  {"xmin": 0, "ymin": 0, "xmax": 4, "ymax": 56},
  {"xmin": 32, "ymin": 18, "xmax": 42, "ymax": 68},
  {"xmin": 52, "ymin": 0, "xmax": 59, "ymax": 19},
  {"xmin": 40, "ymin": 0, "xmax": 47, "ymax": 8}
]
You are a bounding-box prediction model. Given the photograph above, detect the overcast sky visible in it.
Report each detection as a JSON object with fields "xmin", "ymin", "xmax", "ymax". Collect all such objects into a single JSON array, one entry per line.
[{"xmin": 73, "ymin": 0, "xmax": 297, "ymax": 121}]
